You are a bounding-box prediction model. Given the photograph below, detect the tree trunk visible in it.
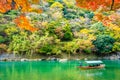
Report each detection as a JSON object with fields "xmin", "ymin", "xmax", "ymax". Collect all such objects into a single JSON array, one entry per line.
[{"xmin": 110, "ymin": 0, "xmax": 114, "ymax": 10}]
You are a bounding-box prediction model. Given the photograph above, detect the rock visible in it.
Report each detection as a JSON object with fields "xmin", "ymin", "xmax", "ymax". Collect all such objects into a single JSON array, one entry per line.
[
  {"xmin": 102, "ymin": 57, "xmax": 109, "ymax": 60},
  {"xmin": 41, "ymin": 58, "xmax": 46, "ymax": 61},
  {"xmin": 110, "ymin": 56, "xmax": 114, "ymax": 60},
  {"xmin": 117, "ymin": 52, "xmax": 120, "ymax": 56},
  {"xmin": 37, "ymin": 59, "xmax": 41, "ymax": 61},
  {"xmin": 2, "ymin": 58, "xmax": 8, "ymax": 61},
  {"xmin": 59, "ymin": 59, "xmax": 67, "ymax": 62},
  {"xmin": 76, "ymin": 59, "xmax": 80, "ymax": 61},
  {"xmin": 84, "ymin": 58, "xmax": 88, "ymax": 60},
  {"xmin": 50, "ymin": 57, "xmax": 59, "ymax": 61},
  {"xmin": 21, "ymin": 58, "xmax": 28, "ymax": 61}
]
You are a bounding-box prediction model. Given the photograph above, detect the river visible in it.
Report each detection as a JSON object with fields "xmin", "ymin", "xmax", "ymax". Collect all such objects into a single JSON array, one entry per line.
[{"xmin": 0, "ymin": 60, "xmax": 120, "ymax": 80}]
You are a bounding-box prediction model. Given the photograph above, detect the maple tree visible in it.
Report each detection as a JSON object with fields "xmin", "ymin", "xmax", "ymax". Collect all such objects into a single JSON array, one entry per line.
[
  {"xmin": 0, "ymin": 0, "xmax": 12, "ymax": 13},
  {"xmin": 0, "ymin": 0, "xmax": 42, "ymax": 13},
  {"xmin": 76, "ymin": 0, "xmax": 120, "ymax": 11},
  {"xmin": 14, "ymin": 14, "xmax": 38, "ymax": 32},
  {"xmin": 14, "ymin": 0, "xmax": 31, "ymax": 12}
]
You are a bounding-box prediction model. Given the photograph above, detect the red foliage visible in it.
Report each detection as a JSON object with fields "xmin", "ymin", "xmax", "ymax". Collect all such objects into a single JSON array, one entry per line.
[{"xmin": 76, "ymin": 0, "xmax": 120, "ymax": 11}]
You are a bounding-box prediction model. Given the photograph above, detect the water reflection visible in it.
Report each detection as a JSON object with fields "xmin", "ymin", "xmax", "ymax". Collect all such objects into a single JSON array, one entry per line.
[{"xmin": 0, "ymin": 60, "xmax": 120, "ymax": 80}]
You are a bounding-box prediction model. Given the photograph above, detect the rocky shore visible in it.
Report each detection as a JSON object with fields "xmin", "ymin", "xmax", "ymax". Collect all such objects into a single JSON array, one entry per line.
[{"xmin": 0, "ymin": 52, "xmax": 120, "ymax": 62}]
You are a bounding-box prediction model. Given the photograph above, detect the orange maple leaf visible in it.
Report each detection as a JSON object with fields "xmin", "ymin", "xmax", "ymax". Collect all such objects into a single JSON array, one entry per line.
[
  {"xmin": 0, "ymin": 0, "xmax": 12, "ymax": 13},
  {"xmin": 14, "ymin": 14, "xmax": 38, "ymax": 32}
]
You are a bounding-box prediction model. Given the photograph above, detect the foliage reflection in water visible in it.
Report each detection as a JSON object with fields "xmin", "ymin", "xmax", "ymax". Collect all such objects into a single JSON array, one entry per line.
[{"xmin": 0, "ymin": 60, "xmax": 120, "ymax": 80}]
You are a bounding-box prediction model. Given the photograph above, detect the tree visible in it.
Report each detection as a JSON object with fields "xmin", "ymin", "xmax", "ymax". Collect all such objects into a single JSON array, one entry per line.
[
  {"xmin": 0, "ymin": 0, "xmax": 12, "ymax": 13},
  {"xmin": 111, "ymin": 0, "xmax": 114, "ymax": 10},
  {"xmin": 75, "ymin": 0, "xmax": 120, "ymax": 11},
  {"xmin": 14, "ymin": 14, "xmax": 38, "ymax": 32},
  {"xmin": 0, "ymin": 0, "xmax": 42, "ymax": 13}
]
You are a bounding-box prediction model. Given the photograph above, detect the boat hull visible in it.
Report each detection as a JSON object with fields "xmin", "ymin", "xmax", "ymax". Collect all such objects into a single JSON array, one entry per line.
[{"xmin": 79, "ymin": 65, "xmax": 105, "ymax": 70}]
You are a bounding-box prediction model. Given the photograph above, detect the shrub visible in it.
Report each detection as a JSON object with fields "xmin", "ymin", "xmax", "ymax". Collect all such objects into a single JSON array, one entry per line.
[
  {"xmin": 76, "ymin": 39, "xmax": 94, "ymax": 54},
  {"xmin": 5, "ymin": 27, "xmax": 19, "ymax": 36},
  {"xmin": 112, "ymin": 42, "xmax": 120, "ymax": 51},
  {"xmin": 93, "ymin": 35, "xmax": 115, "ymax": 54},
  {"xmin": 85, "ymin": 12, "xmax": 94, "ymax": 19},
  {"xmin": 62, "ymin": 41, "xmax": 79, "ymax": 54},
  {"xmin": 39, "ymin": 44, "xmax": 53, "ymax": 54},
  {"xmin": 61, "ymin": 31, "xmax": 73, "ymax": 41},
  {"xmin": 38, "ymin": 44, "xmax": 61, "ymax": 55},
  {"xmin": 0, "ymin": 36, "xmax": 6, "ymax": 43},
  {"xmin": 90, "ymin": 22, "xmax": 106, "ymax": 34},
  {"xmin": 61, "ymin": 25, "xmax": 73, "ymax": 41},
  {"xmin": 0, "ymin": 44, "xmax": 7, "ymax": 53}
]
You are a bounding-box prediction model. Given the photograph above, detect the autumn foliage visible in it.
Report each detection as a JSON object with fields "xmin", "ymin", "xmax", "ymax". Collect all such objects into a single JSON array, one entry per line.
[
  {"xmin": 31, "ymin": 0, "xmax": 39, "ymax": 4},
  {"xmin": 0, "ymin": 0, "xmax": 12, "ymax": 13},
  {"xmin": 14, "ymin": 14, "xmax": 38, "ymax": 32},
  {"xmin": 0, "ymin": 0, "xmax": 42, "ymax": 13},
  {"xmin": 76, "ymin": 0, "xmax": 120, "ymax": 11}
]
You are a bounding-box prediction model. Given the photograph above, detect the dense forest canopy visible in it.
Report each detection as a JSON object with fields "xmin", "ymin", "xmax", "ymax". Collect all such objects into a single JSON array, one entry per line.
[
  {"xmin": 0, "ymin": 0, "xmax": 120, "ymax": 56},
  {"xmin": 0, "ymin": 0, "xmax": 42, "ymax": 13},
  {"xmin": 76, "ymin": 0, "xmax": 120, "ymax": 11}
]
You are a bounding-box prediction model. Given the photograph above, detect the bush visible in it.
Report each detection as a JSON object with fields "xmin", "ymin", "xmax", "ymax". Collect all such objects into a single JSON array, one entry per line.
[
  {"xmin": 61, "ymin": 25, "xmax": 73, "ymax": 41},
  {"xmin": 0, "ymin": 44, "xmax": 7, "ymax": 53},
  {"xmin": 62, "ymin": 41, "xmax": 79, "ymax": 54},
  {"xmin": 0, "ymin": 36, "xmax": 6, "ymax": 43},
  {"xmin": 76, "ymin": 39, "xmax": 94, "ymax": 54},
  {"xmin": 85, "ymin": 12, "xmax": 94, "ymax": 19},
  {"xmin": 38, "ymin": 44, "xmax": 61, "ymax": 55},
  {"xmin": 93, "ymin": 35, "xmax": 115, "ymax": 54},
  {"xmin": 90, "ymin": 22, "xmax": 106, "ymax": 34},
  {"xmin": 61, "ymin": 31, "xmax": 73, "ymax": 41},
  {"xmin": 112, "ymin": 42, "xmax": 120, "ymax": 51},
  {"xmin": 39, "ymin": 44, "xmax": 53, "ymax": 54}
]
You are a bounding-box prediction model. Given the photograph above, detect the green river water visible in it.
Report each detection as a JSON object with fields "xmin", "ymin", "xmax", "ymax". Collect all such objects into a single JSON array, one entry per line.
[{"xmin": 0, "ymin": 60, "xmax": 120, "ymax": 80}]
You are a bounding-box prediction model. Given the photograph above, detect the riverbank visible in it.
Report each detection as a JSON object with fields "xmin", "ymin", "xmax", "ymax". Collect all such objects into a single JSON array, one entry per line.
[{"xmin": 0, "ymin": 52, "xmax": 120, "ymax": 62}]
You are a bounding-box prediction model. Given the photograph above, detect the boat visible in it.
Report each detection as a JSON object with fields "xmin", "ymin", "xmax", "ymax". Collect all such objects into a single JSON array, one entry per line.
[{"xmin": 78, "ymin": 60, "xmax": 105, "ymax": 70}]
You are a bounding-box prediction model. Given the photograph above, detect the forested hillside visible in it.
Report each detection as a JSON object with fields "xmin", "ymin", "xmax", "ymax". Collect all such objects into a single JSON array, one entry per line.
[{"xmin": 0, "ymin": 0, "xmax": 120, "ymax": 57}]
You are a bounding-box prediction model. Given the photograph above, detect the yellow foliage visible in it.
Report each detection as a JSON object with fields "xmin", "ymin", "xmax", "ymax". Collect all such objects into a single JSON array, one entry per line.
[
  {"xmin": 112, "ymin": 42, "xmax": 120, "ymax": 51},
  {"xmin": 80, "ymin": 29, "xmax": 96, "ymax": 41},
  {"xmin": 50, "ymin": 2, "xmax": 63, "ymax": 9},
  {"xmin": 41, "ymin": 21, "xmax": 48, "ymax": 27},
  {"xmin": 76, "ymin": 39, "xmax": 94, "ymax": 51},
  {"xmin": 46, "ymin": 0, "xmax": 55, "ymax": 3},
  {"xmin": 79, "ymin": 17, "xmax": 85, "ymax": 22},
  {"xmin": 63, "ymin": 0, "xmax": 75, "ymax": 7},
  {"xmin": 5, "ymin": 27, "xmax": 18, "ymax": 35},
  {"xmin": 80, "ymin": 29, "xmax": 90, "ymax": 34}
]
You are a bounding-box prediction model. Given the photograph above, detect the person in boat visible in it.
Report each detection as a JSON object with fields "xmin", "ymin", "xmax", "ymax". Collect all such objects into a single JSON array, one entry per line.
[{"xmin": 79, "ymin": 62, "xmax": 83, "ymax": 66}]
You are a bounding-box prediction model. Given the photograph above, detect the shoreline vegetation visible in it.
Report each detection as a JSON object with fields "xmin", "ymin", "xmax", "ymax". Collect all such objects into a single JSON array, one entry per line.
[{"xmin": 0, "ymin": 0, "xmax": 120, "ymax": 61}]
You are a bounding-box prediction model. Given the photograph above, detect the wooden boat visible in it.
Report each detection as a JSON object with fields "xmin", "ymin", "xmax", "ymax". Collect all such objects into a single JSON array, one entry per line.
[{"xmin": 78, "ymin": 60, "xmax": 105, "ymax": 70}]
